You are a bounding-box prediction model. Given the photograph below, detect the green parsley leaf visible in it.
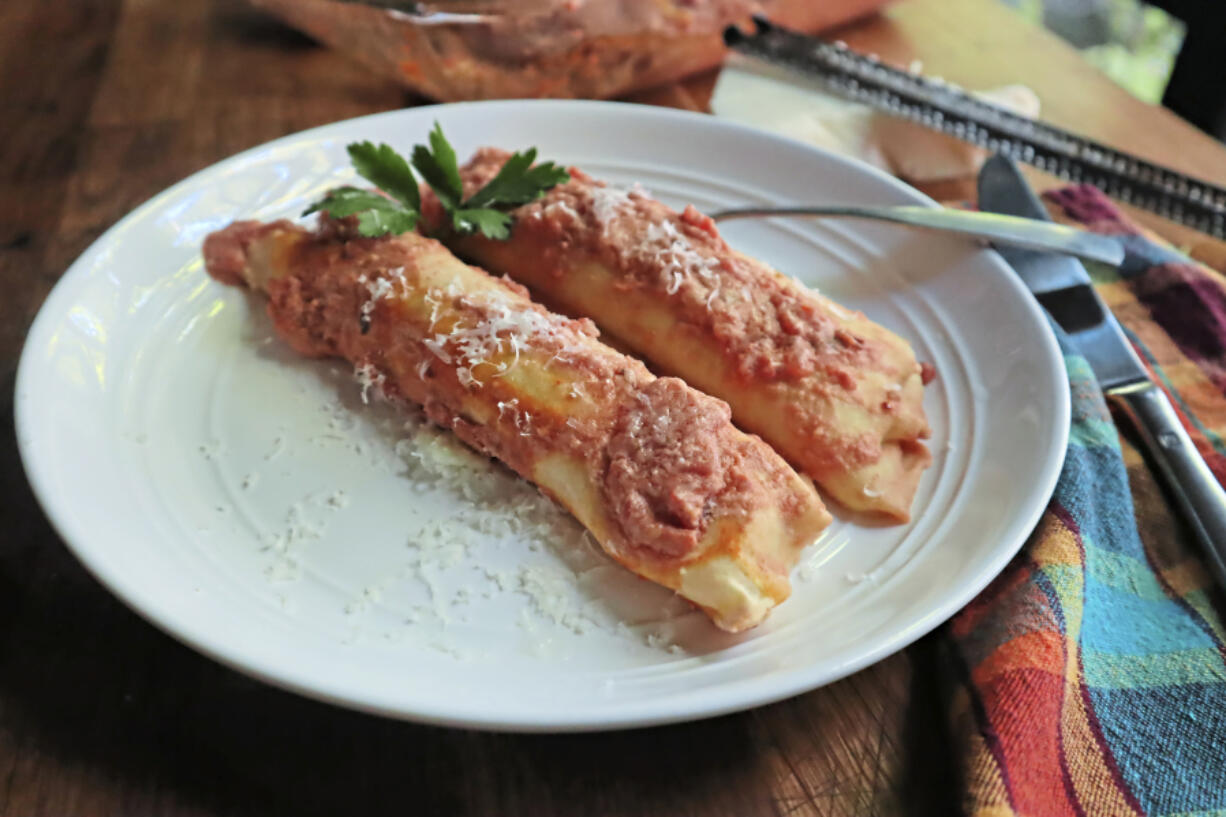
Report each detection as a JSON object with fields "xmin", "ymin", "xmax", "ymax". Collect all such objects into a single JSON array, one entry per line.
[
  {"xmin": 347, "ymin": 142, "xmax": 421, "ymax": 212},
  {"xmin": 411, "ymin": 122, "xmax": 464, "ymax": 211},
  {"xmin": 465, "ymin": 148, "xmax": 570, "ymax": 210},
  {"xmin": 303, "ymin": 186, "xmax": 392, "ymax": 218},
  {"xmin": 302, "ymin": 187, "xmax": 418, "ymax": 237},
  {"xmin": 355, "ymin": 207, "xmax": 419, "ymax": 237},
  {"xmin": 302, "ymin": 123, "xmax": 569, "ymax": 242},
  {"xmin": 452, "ymin": 208, "xmax": 513, "ymax": 240}
]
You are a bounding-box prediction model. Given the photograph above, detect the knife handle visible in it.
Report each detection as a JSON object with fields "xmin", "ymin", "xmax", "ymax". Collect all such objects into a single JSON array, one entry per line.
[{"xmin": 1113, "ymin": 383, "xmax": 1226, "ymax": 589}]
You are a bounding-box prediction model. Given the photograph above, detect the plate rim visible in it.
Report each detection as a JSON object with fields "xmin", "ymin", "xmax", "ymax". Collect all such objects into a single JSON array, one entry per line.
[{"xmin": 15, "ymin": 99, "xmax": 1070, "ymax": 731}]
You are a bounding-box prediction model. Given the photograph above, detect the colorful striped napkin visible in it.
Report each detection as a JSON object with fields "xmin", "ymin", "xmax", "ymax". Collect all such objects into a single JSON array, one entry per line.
[{"xmin": 946, "ymin": 186, "xmax": 1226, "ymax": 816}]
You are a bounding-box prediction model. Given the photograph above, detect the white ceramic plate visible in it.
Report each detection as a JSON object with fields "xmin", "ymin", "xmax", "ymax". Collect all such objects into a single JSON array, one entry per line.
[{"xmin": 15, "ymin": 101, "xmax": 1068, "ymax": 731}]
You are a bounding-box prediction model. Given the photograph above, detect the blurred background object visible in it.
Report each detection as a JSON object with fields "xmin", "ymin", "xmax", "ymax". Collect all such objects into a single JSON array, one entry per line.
[
  {"xmin": 1000, "ymin": 0, "xmax": 1224, "ymax": 140},
  {"xmin": 251, "ymin": 0, "xmax": 1223, "ymax": 141},
  {"xmin": 249, "ymin": 0, "xmax": 891, "ymax": 102},
  {"xmin": 711, "ymin": 54, "xmax": 1046, "ymax": 186}
]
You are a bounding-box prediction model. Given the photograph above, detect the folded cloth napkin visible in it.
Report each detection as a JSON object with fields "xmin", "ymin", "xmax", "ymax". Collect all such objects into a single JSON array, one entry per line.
[{"xmin": 946, "ymin": 186, "xmax": 1226, "ymax": 816}]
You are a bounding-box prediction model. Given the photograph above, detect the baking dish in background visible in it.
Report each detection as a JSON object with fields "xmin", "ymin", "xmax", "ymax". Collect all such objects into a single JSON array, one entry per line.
[{"xmin": 249, "ymin": 0, "xmax": 891, "ymax": 101}]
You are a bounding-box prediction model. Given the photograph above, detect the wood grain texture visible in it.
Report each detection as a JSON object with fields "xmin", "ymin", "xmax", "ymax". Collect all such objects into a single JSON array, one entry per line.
[{"xmin": 3, "ymin": 0, "xmax": 1222, "ymax": 815}]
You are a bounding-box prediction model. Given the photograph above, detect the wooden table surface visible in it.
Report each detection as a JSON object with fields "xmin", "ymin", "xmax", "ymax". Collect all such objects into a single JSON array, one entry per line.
[{"xmin": 3, "ymin": 2, "xmax": 1224, "ymax": 815}]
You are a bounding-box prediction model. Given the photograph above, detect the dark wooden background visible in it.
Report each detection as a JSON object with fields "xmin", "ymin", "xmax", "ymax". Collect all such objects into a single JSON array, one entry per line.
[{"xmin": 6, "ymin": 0, "xmax": 1225, "ymax": 814}]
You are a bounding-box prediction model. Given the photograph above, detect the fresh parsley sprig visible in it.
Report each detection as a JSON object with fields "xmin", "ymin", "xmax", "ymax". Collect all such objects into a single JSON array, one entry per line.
[
  {"xmin": 303, "ymin": 122, "xmax": 569, "ymax": 241},
  {"xmin": 303, "ymin": 142, "xmax": 422, "ymax": 235}
]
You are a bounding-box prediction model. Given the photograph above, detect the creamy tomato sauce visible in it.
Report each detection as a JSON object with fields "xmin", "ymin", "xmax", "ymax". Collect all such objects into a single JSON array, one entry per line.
[
  {"xmin": 445, "ymin": 149, "xmax": 888, "ymax": 387},
  {"xmin": 430, "ymin": 150, "xmax": 934, "ymax": 519},
  {"xmin": 603, "ymin": 377, "xmax": 798, "ymax": 559},
  {"xmin": 203, "ymin": 219, "xmax": 821, "ymax": 564}
]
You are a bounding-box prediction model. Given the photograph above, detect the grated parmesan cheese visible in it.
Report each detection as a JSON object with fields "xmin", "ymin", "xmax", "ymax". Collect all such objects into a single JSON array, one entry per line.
[
  {"xmin": 241, "ymin": 382, "xmax": 693, "ymax": 656},
  {"xmin": 640, "ymin": 220, "xmax": 721, "ymax": 298},
  {"xmin": 354, "ymin": 362, "xmax": 386, "ymax": 404},
  {"xmin": 495, "ymin": 398, "xmax": 533, "ymax": 436},
  {"xmin": 359, "ymin": 266, "xmax": 406, "ymax": 321},
  {"xmin": 587, "ymin": 184, "xmax": 635, "ymax": 224},
  {"xmin": 666, "ymin": 269, "xmax": 683, "ymax": 295},
  {"xmin": 543, "ymin": 200, "xmax": 580, "ymax": 222},
  {"xmin": 421, "ymin": 288, "xmax": 579, "ymax": 388},
  {"xmin": 514, "ymin": 565, "xmax": 599, "ymax": 636},
  {"xmin": 579, "ymin": 184, "xmax": 722, "ymax": 305}
]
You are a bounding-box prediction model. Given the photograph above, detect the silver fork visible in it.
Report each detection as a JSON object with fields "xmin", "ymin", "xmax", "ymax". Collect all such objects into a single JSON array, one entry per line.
[{"xmin": 709, "ymin": 204, "xmax": 1125, "ymax": 267}]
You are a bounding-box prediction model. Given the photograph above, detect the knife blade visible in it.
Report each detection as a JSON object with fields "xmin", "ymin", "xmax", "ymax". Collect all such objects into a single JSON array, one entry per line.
[
  {"xmin": 978, "ymin": 155, "xmax": 1226, "ymax": 589},
  {"xmin": 978, "ymin": 157, "xmax": 1148, "ymax": 392}
]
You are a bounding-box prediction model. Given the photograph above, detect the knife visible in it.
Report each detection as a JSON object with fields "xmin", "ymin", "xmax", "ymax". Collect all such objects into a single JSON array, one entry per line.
[{"xmin": 978, "ymin": 155, "xmax": 1226, "ymax": 589}]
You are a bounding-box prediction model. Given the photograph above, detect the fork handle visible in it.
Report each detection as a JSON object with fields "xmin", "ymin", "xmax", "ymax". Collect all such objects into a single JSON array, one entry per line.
[
  {"xmin": 707, "ymin": 205, "xmax": 1124, "ymax": 266},
  {"xmin": 1113, "ymin": 382, "xmax": 1226, "ymax": 590}
]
